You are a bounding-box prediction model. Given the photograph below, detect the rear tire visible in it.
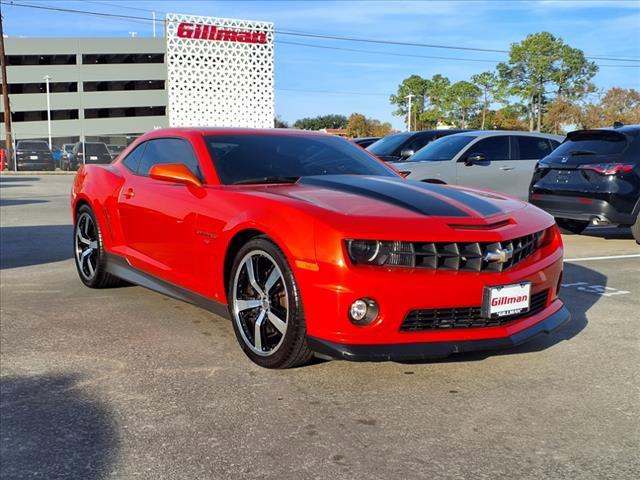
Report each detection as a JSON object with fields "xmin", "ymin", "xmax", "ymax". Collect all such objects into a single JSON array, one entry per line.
[
  {"xmin": 556, "ymin": 218, "xmax": 589, "ymax": 235},
  {"xmin": 228, "ymin": 237, "xmax": 313, "ymax": 369},
  {"xmin": 631, "ymin": 216, "xmax": 640, "ymax": 245},
  {"xmin": 74, "ymin": 205, "xmax": 124, "ymax": 288}
]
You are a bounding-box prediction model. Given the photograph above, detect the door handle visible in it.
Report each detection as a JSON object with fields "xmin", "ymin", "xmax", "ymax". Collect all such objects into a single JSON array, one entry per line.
[
  {"xmin": 123, "ymin": 188, "xmax": 135, "ymax": 199},
  {"xmin": 500, "ymin": 166, "xmax": 515, "ymax": 171}
]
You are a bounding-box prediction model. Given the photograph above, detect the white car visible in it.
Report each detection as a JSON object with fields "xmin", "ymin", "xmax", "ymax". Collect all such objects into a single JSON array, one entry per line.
[{"xmin": 390, "ymin": 131, "xmax": 564, "ymax": 200}]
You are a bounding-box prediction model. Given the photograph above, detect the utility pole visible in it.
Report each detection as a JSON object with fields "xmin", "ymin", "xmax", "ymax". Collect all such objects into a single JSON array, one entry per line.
[
  {"xmin": 405, "ymin": 94, "xmax": 415, "ymax": 132},
  {"xmin": 152, "ymin": 12, "xmax": 157, "ymax": 37},
  {"xmin": 0, "ymin": 12, "xmax": 14, "ymax": 168},
  {"xmin": 43, "ymin": 75, "xmax": 52, "ymax": 150}
]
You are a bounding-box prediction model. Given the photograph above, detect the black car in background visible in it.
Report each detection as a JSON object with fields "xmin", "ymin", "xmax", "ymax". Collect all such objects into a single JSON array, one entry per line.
[
  {"xmin": 15, "ymin": 140, "xmax": 55, "ymax": 171},
  {"xmin": 107, "ymin": 144, "xmax": 126, "ymax": 160},
  {"xmin": 529, "ymin": 125, "xmax": 640, "ymax": 243},
  {"xmin": 366, "ymin": 129, "xmax": 471, "ymax": 162},
  {"xmin": 352, "ymin": 137, "xmax": 381, "ymax": 148},
  {"xmin": 63, "ymin": 142, "xmax": 112, "ymax": 170}
]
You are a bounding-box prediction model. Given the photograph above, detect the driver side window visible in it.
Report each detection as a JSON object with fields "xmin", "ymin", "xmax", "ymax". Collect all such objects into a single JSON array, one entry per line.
[
  {"xmin": 405, "ymin": 136, "xmax": 434, "ymax": 154},
  {"xmin": 137, "ymin": 138, "xmax": 203, "ymax": 181},
  {"xmin": 464, "ymin": 136, "xmax": 509, "ymax": 161}
]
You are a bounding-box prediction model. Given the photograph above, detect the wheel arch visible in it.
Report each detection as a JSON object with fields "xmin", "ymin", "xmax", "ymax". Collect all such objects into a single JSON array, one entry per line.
[
  {"xmin": 223, "ymin": 228, "xmax": 268, "ymax": 297},
  {"xmin": 73, "ymin": 196, "xmax": 92, "ymax": 222}
]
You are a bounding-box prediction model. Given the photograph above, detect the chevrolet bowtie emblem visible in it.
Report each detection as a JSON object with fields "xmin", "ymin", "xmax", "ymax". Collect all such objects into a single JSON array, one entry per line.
[{"xmin": 484, "ymin": 247, "xmax": 514, "ymax": 264}]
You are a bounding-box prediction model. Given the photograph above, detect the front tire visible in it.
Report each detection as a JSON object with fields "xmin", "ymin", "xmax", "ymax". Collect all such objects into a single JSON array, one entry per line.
[
  {"xmin": 631, "ymin": 215, "xmax": 640, "ymax": 245},
  {"xmin": 556, "ymin": 218, "xmax": 589, "ymax": 235},
  {"xmin": 74, "ymin": 205, "xmax": 123, "ymax": 288},
  {"xmin": 228, "ymin": 237, "xmax": 313, "ymax": 369}
]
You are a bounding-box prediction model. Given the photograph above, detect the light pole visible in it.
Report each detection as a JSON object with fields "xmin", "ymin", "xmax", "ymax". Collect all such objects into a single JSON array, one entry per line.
[
  {"xmin": 405, "ymin": 94, "xmax": 415, "ymax": 132},
  {"xmin": 43, "ymin": 75, "xmax": 52, "ymax": 150}
]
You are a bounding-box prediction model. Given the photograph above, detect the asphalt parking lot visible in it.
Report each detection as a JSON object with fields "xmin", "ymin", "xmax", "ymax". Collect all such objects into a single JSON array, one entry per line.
[{"xmin": 1, "ymin": 174, "xmax": 638, "ymax": 480}]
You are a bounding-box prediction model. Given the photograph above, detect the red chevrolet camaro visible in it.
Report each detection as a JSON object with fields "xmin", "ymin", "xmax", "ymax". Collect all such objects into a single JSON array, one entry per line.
[{"xmin": 71, "ymin": 128, "xmax": 570, "ymax": 368}]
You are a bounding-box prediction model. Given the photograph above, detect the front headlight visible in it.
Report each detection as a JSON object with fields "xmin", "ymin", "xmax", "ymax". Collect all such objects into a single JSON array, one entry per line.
[{"xmin": 346, "ymin": 239, "xmax": 415, "ymax": 267}]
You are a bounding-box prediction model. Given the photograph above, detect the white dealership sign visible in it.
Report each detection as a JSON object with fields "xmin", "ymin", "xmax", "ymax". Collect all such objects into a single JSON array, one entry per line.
[{"xmin": 166, "ymin": 13, "xmax": 275, "ymax": 128}]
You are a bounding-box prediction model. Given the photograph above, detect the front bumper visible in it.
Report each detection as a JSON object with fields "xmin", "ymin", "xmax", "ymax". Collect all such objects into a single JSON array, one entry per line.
[
  {"xmin": 530, "ymin": 193, "xmax": 636, "ymax": 225},
  {"xmin": 308, "ymin": 304, "xmax": 571, "ymax": 361}
]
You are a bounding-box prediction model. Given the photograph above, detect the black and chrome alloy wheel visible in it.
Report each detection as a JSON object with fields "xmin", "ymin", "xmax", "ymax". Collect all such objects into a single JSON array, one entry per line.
[
  {"xmin": 232, "ymin": 250, "xmax": 289, "ymax": 356},
  {"xmin": 73, "ymin": 205, "xmax": 123, "ymax": 289},
  {"xmin": 228, "ymin": 237, "xmax": 313, "ymax": 368},
  {"xmin": 75, "ymin": 211, "xmax": 99, "ymax": 281}
]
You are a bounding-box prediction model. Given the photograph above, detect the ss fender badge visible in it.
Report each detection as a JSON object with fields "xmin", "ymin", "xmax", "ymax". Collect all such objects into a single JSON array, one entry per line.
[{"xmin": 196, "ymin": 230, "xmax": 217, "ymax": 243}]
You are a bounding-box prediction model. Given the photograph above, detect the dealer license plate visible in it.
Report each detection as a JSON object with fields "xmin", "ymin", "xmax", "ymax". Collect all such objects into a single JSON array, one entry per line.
[
  {"xmin": 30, "ymin": 155, "xmax": 38, "ymax": 160},
  {"xmin": 482, "ymin": 282, "xmax": 531, "ymax": 318}
]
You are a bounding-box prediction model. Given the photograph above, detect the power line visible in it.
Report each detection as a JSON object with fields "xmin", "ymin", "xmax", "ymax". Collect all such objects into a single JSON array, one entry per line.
[
  {"xmin": 5, "ymin": 1, "xmax": 640, "ymax": 64},
  {"xmin": 276, "ymin": 29, "xmax": 640, "ymax": 63},
  {"xmin": 276, "ymin": 40, "xmax": 501, "ymax": 64},
  {"xmin": 277, "ymin": 87, "xmax": 388, "ymax": 97},
  {"xmin": 276, "ymin": 41, "xmax": 640, "ymax": 68},
  {"xmin": 84, "ymin": 0, "xmax": 164, "ymax": 13}
]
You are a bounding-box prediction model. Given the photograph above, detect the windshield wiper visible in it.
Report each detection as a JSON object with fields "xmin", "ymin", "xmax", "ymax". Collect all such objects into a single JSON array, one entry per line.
[
  {"xmin": 569, "ymin": 150, "xmax": 597, "ymax": 156},
  {"xmin": 232, "ymin": 176, "xmax": 300, "ymax": 185}
]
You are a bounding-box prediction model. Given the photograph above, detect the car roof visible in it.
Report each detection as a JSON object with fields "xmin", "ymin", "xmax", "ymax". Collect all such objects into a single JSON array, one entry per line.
[
  {"xmin": 443, "ymin": 130, "xmax": 564, "ymax": 140},
  {"xmin": 578, "ymin": 125, "xmax": 640, "ymax": 135},
  {"xmin": 399, "ymin": 129, "xmax": 470, "ymax": 135},
  {"xmin": 144, "ymin": 127, "xmax": 337, "ymax": 139}
]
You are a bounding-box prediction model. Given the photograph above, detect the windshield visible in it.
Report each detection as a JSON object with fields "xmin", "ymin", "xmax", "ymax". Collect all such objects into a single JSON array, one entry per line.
[
  {"xmin": 17, "ymin": 141, "xmax": 49, "ymax": 151},
  {"xmin": 410, "ymin": 135, "xmax": 475, "ymax": 161},
  {"xmin": 367, "ymin": 133, "xmax": 411, "ymax": 156},
  {"xmin": 553, "ymin": 131, "xmax": 628, "ymax": 156},
  {"xmin": 204, "ymin": 134, "xmax": 397, "ymax": 185}
]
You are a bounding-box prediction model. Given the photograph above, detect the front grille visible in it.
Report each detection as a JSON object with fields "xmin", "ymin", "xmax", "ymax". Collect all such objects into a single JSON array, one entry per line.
[
  {"xmin": 394, "ymin": 231, "xmax": 543, "ymax": 272},
  {"xmin": 400, "ymin": 289, "xmax": 549, "ymax": 331}
]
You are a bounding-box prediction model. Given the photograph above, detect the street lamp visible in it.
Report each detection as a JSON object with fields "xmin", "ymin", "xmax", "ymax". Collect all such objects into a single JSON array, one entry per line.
[
  {"xmin": 43, "ymin": 74, "xmax": 52, "ymax": 150},
  {"xmin": 405, "ymin": 94, "xmax": 415, "ymax": 132}
]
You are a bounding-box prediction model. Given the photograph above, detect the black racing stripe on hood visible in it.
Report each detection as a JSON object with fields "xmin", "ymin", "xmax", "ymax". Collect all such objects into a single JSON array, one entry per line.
[
  {"xmin": 298, "ymin": 175, "xmax": 470, "ymax": 217},
  {"xmin": 409, "ymin": 181, "xmax": 504, "ymax": 216}
]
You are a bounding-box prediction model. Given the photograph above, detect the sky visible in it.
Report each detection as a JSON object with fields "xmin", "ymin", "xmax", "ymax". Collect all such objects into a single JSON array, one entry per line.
[{"xmin": 2, "ymin": 0, "xmax": 639, "ymax": 129}]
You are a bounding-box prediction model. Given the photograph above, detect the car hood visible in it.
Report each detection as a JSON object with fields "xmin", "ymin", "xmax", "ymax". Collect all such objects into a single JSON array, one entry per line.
[{"xmin": 237, "ymin": 175, "xmax": 526, "ymax": 223}]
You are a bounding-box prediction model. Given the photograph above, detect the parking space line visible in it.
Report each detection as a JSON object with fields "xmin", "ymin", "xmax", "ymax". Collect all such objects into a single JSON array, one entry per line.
[{"xmin": 565, "ymin": 254, "xmax": 640, "ymax": 262}]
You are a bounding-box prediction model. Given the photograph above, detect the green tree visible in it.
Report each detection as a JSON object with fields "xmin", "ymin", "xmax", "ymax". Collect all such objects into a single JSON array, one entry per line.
[
  {"xmin": 292, "ymin": 114, "xmax": 348, "ymax": 130},
  {"xmin": 471, "ymin": 71, "xmax": 505, "ymax": 129},
  {"xmin": 420, "ymin": 74, "xmax": 451, "ymax": 127},
  {"xmin": 497, "ymin": 32, "xmax": 598, "ymax": 132},
  {"xmin": 389, "ymin": 75, "xmax": 429, "ymax": 130},
  {"xmin": 445, "ymin": 81, "xmax": 481, "ymax": 128}
]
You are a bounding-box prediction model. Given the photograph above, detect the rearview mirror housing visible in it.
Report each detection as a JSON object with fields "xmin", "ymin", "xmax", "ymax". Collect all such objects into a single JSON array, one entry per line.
[{"xmin": 149, "ymin": 163, "xmax": 202, "ymax": 188}]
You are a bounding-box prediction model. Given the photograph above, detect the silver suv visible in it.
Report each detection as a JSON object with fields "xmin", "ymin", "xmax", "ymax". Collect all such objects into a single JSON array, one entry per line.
[{"xmin": 390, "ymin": 131, "xmax": 564, "ymax": 200}]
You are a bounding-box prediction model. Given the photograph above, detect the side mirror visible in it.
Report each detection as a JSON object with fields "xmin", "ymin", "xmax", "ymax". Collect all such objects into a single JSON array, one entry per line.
[
  {"xmin": 400, "ymin": 148, "xmax": 415, "ymax": 159},
  {"xmin": 149, "ymin": 163, "xmax": 202, "ymax": 188},
  {"xmin": 464, "ymin": 153, "xmax": 486, "ymax": 166}
]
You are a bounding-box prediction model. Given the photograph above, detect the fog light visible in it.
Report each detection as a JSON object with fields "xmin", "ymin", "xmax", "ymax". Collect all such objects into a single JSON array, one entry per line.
[{"xmin": 348, "ymin": 298, "xmax": 379, "ymax": 326}]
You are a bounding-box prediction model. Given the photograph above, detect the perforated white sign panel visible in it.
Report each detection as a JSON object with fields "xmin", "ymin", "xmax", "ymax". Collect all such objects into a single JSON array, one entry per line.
[{"xmin": 166, "ymin": 13, "xmax": 274, "ymax": 128}]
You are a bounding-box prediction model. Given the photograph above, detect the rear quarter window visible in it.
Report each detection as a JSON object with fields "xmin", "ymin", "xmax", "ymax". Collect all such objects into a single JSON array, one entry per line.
[
  {"xmin": 516, "ymin": 136, "xmax": 554, "ymax": 160},
  {"xmin": 121, "ymin": 143, "xmax": 146, "ymax": 173}
]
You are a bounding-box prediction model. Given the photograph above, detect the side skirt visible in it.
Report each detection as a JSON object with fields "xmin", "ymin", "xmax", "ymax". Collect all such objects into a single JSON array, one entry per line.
[{"xmin": 104, "ymin": 253, "xmax": 230, "ymax": 319}]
